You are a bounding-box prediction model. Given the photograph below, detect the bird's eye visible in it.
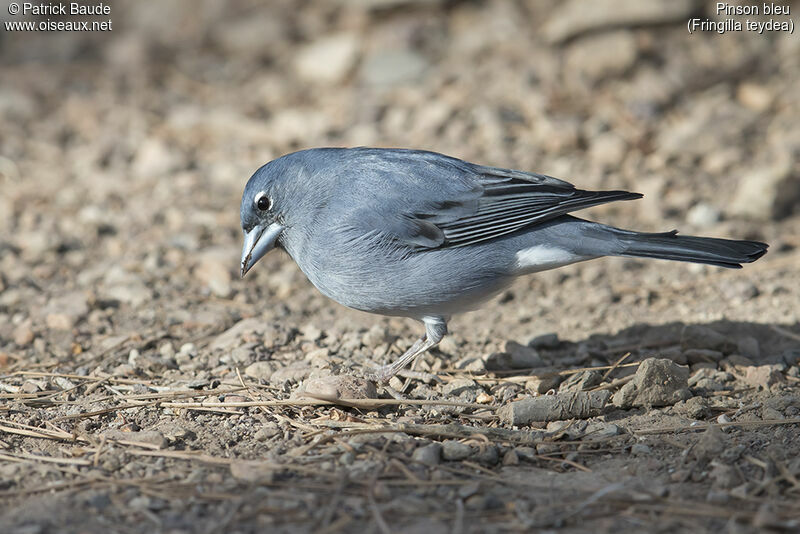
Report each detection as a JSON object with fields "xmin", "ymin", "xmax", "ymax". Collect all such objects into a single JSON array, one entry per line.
[{"xmin": 255, "ymin": 192, "xmax": 271, "ymax": 211}]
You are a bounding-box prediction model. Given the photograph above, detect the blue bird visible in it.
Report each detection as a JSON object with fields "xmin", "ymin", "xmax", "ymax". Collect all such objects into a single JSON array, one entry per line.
[{"xmin": 240, "ymin": 148, "xmax": 767, "ymax": 382}]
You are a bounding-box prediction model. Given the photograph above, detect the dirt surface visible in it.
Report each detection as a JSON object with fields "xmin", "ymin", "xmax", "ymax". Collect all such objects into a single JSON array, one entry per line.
[{"xmin": 2, "ymin": 1, "xmax": 800, "ymax": 532}]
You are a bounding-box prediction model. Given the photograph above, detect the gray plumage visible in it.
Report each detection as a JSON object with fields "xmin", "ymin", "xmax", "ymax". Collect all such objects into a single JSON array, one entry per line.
[{"xmin": 240, "ymin": 148, "xmax": 767, "ymax": 381}]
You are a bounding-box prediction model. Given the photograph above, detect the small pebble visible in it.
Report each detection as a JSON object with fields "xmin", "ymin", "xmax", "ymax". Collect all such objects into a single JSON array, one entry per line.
[
  {"xmin": 441, "ymin": 440, "xmax": 473, "ymax": 461},
  {"xmin": 502, "ymin": 449, "xmax": 519, "ymax": 466},
  {"xmin": 527, "ymin": 333, "xmax": 560, "ymax": 350},
  {"xmin": 13, "ymin": 322, "xmax": 34, "ymax": 346},
  {"xmin": 159, "ymin": 342, "xmax": 175, "ymax": 358},
  {"xmin": 412, "ymin": 443, "xmax": 442, "ymax": 466},
  {"xmin": 254, "ymin": 425, "xmax": 280, "ymax": 441},
  {"xmin": 476, "ymin": 392, "xmax": 494, "ymax": 404},
  {"xmin": 717, "ymin": 413, "xmax": 732, "ymax": 430},
  {"xmin": 472, "ymin": 445, "xmax": 500, "ymax": 465}
]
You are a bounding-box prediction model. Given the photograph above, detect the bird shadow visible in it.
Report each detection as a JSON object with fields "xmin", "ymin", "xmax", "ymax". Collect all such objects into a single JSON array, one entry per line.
[{"xmin": 574, "ymin": 319, "xmax": 800, "ymax": 367}]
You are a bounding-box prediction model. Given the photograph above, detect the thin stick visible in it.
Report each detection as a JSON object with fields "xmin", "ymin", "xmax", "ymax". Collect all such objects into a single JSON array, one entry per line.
[
  {"xmin": 368, "ymin": 489, "xmax": 392, "ymax": 534},
  {"xmin": 771, "ymin": 325, "xmax": 800, "ymax": 343},
  {"xmin": 0, "ymin": 451, "xmax": 91, "ymax": 466},
  {"xmin": 587, "ymin": 374, "xmax": 634, "ymax": 392},
  {"xmin": 534, "ymin": 454, "xmax": 592, "ymax": 473},
  {"xmin": 312, "ymin": 421, "xmax": 543, "ymax": 445},
  {"xmin": 159, "ymin": 398, "xmax": 496, "ymax": 411},
  {"xmin": 126, "ymin": 449, "xmax": 342, "ymax": 479},
  {"xmin": 636, "ymin": 418, "xmax": 800, "ymax": 436},
  {"xmin": 471, "ymin": 362, "xmax": 642, "ymax": 384},
  {"xmin": 601, "ymin": 352, "xmax": 632, "ymax": 382}
]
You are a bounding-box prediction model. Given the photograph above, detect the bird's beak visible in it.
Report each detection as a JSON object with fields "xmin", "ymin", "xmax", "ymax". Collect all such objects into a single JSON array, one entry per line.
[{"xmin": 240, "ymin": 222, "xmax": 284, "ymax": 277}]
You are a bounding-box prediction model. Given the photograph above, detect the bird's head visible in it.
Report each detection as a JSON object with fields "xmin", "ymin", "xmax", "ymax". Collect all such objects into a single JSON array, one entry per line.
[{"xmin": 239, "ymin": 159, "xmax": 290, "ymax": 277}]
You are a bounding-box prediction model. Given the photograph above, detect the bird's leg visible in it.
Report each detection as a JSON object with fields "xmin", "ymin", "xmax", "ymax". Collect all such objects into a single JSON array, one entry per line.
[
  {"xmin": 366, "ymin": 317, "xmax": 447, "ymax": 384},
  {"xmin": 396, "ymin": 354, "xmax": 440, "ymax": 391}
]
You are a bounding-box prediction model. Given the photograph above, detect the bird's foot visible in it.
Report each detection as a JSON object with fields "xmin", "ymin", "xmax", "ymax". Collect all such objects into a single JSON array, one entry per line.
[
  {"xmin": 362, "ymin": 364, "xmax": 440, "ymax": 387},
  {"xmin": 382, "ymin": 384, "xmax": 409, "ymax": 401},
  {"xmin": 362, "ymin": 365, "xmax": 392, "ymax": 384},
  {"xmin": 293, "ymin": 374, "xmax": 377, "ymax": 401},
  {"xmin": 395, "ymin": 368, "xmax": 441, "ymax": 384}
]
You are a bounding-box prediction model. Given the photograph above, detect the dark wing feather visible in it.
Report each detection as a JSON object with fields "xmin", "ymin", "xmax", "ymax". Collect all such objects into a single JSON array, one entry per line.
[
  {"xmin": 439, "ymin": 185, "xmax": 641, "ymax": 247},
  {"xmin": 410, "ymin": 161, "xmax": 641, "ymax": 248},
  {"xmin": 328, "ymin": 148, "xmax": 641, "ymax": 250}
]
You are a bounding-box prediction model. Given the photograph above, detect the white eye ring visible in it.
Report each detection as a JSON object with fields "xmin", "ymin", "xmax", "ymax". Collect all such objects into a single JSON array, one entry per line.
[{"xmin": 254, "ymin": 192, "xmax": 272, "ymax": 211}]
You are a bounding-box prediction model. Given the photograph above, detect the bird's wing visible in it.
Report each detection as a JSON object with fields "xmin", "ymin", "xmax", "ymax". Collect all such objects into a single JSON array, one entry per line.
[
  {"xmin": 434, "ymin": 164, "xmax": 642, "ymax": 248},
  {"xmin": 334, "ymin": 149, "xmax": 641, "ymax": 249}
]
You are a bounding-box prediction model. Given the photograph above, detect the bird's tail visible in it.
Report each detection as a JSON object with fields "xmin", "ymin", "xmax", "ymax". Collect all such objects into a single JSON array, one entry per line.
[{"xmin": 613, "ymin": 229, "xmax": 768, "ymax": 269}]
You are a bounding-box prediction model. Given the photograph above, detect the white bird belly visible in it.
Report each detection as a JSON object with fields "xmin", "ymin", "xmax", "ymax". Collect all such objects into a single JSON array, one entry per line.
[{"xmin": 514, "ymin": 245, "xmax": 586, "ymax": 273}]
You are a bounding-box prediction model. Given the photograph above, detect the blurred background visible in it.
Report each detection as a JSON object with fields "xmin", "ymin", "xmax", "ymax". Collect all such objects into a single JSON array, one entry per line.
[
  {"xmin": 1, "ymin": 1, "xmax": 800, "ymax": 531},
  {"xmin": 1, "ymin": 0, "xmax": 799, "ymax": 354},
  {"xmin": 1, "ymin": 0, "xmax": 798, "ymax": 345}
]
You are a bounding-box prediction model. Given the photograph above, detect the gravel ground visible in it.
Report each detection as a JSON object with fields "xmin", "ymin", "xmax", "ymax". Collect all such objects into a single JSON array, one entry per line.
[{"xmin": 1, "ymin": 1, "xmax": 800, "ymax": 532}]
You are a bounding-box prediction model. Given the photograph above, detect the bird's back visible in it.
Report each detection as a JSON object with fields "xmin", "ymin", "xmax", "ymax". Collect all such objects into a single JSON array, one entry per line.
[{"xmin": 277, "ymin": 148, "xmax": 572, "ymax": 317}]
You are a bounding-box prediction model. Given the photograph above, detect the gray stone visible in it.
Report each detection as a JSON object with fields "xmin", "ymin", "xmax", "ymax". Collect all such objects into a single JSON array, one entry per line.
[
  {"xmin": 194, "ymin": 247, "xmax": 234, "ymax": 298},
  {"xmin": 42, "ymin": 291, "xmax": 89, "ymax": 329},
  {"xmin": 229, "ymin": 460, "xmax": 275, "ymax": 484},
  {"xmin": 486, "ymin": 341, "xmax": 543, "ymax": 370},
  {"xmin": 441, "ymin": 378, "xmax": 478, "ymax": 397},
  {"xmin": 361, "ymin": 324, "xmax": 391, "ymax": 348},
  {"xmin": 514, "ymin": 447, "xmax": 537, "ymax": 462},
  {"xmin": 737, "ymin": 337, "xmax": 761, "ymax": 360},
  {"xmin": 270, "ymin": 364, "xmax": 314, "ymax": 386},
  {"xmin": 710, "ymin": 463, "xmax": 741, "ymax": 490},
  {"xmin": 254, "ymin": 424, "xmax": 281, "ymax": 441},
  {"xmin": 687, "ymin": 203, "xmax": 721, "ymax": 228},
  {"xmin": 525, "ymin": 371, "xmax": 563, "ymax": 394},
  {"xmin": 211, "ymin": 318, "xmax": 266, "ymax": 351},
  {"xmin": 681, "ymin": 325, "xmax": 737, "ymax": 353},
  {"xmin": 454, "ymin": 356, "xmax": 486, "ymax": 373},
  {"xmin": 565, "ymin": 31, "xmax": 638, "ymax": 85},
  {"xmin": 737, "ymin": 365, "xmax": 785, "ymax": 390},
  {"xmin": 159, "ymin": 342, "xmax": 175, "ymax": 358},
  {"xmin": 527, "ymin": 333, "xmax": 560, "ymax": 350},
  {"xmin": 21, "ymin": 381, "xmax": 41, "ymax": 394},
  {"xmin": 361, "ymin": 49, "xmax": 428, "ymax": 86},
  {"xmin": 441, "ymin": 440, "xmax": 473, "ymax": 461},
  {"xmin": 684, "ymin": 349, "xmax": 724, "ymax": 365},
  {"xmin": 731, "ymin": 152, "xmax": 799, "ymax": 220},
  {"xmin": 544, "ymin": 0, "xmax": 696, "ymax": 43},
  {"xmin": 213, "ymin": 14, "xmax": 285, "ymax": 57},
  {"xmin": 692, "ymin": 426, "xmax": 726, "ymax": 462},
  {"xmin": 499, "ymin": 390, "xmax": 611, "ymax": 425},
  {"xmin": 502, "ymin": 449, "xmax": 519, "ymax": 466},
  {"xmin": 684, "ymin": 396, "xmax": 710, "ymax": 419},
  {"xmin": 558, "ymin": 370, "xmax": 603, "ymax": 393},
  {"xmin": 412, "ymin": 443, "xmax": 442, "ymax": 466},
  {"xmin": 13, "ymin": 321, "xmax": 34, "ymax": 346},
  {"xmin": 691, "ymin": 372, "xmax": 726, "ymax": 392},
  {"xmin": 721, "ymin": 280, "xmax": 760, "ymax": 302},
  {"xmin": 295, "ymin": 33, "xmax": 359, "ymax": 84},
  {"xmin": 687, "ymin": 367, "xmax": 717, "ymax": 387},
  {"xmin": 582, "ymin": 422, "xmax": 621, "ymax": 440},
  {"xmin": 294, "ymin": 374, "xmax": 377, "ymax": 400},
  {"xmin": 613, "ymin": 358, "xmax": 691, "ymax": 408},
  {"xmin": 737, "ymin": 83, "xmax": 774, "ymax": 112},
  {"xmin": 300, "ymin": 323, "xmax": 323, "ymax": 342},
  {"xmin": 102, "ymin": 430, "xmax": 167, "ymax": 449},
  {"xmin": 244, "ymin": 361, "xmax": 277, "ymax": 381},
  {"xmin": 101, "ymin": 266, "xmax": 152, "ymax": 308},
  {"xmin": 132, "ymin": 138, "xmax": 178, "ymax": 178},
  {"xmin": 472, "ymin": 445, "xmax": 500, "ymax": 465}
]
